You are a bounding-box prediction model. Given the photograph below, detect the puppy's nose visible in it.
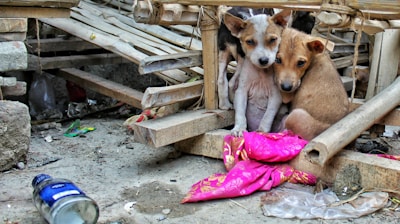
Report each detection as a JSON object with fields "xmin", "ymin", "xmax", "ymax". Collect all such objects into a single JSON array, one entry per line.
[
  {"xmin": 280, "ymin": 83, "xmax": 293, "ymax": 92},
  {"xmin": 258, "ymin": 57, "xmax": 269, "ymax": 66}
]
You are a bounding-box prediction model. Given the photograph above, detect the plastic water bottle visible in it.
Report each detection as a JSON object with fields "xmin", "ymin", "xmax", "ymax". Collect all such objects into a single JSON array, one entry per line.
[{"xmin": 32, "ymin": 174, "xmax": 99, "ymax": 224}]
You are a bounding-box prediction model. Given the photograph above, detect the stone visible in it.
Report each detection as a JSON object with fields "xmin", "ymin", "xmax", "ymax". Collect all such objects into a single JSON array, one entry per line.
[
  {"xmin": 0, "ymin": 100, "xmax": 30, "ymax": 171},
  {"xmin": 0, "ymin": 41, "xmax": 27, "ymax": 72}
]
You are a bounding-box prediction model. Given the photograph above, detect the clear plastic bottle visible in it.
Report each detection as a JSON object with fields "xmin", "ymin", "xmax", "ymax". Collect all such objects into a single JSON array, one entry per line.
[{"xmin": 32, "ymin": 174, "xmax": 99, "ymax": 224}]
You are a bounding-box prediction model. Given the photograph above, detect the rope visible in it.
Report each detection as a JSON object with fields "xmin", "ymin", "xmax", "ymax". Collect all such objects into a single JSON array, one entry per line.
[{"xmin": 350, "ymin": 13, "xmax": 365, "ymax": 103}]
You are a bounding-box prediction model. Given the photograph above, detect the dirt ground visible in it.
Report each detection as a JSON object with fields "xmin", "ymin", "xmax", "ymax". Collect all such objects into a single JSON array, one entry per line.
[{"xmin": 1, "ymin": 115, "xmax": 400, "ymax": 224}]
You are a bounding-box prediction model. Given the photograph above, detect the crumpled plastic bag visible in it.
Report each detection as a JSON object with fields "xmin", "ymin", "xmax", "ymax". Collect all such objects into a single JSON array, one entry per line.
[{"xmin": 261, "ymin": 183, "xmax": 389, "ymax": 219}]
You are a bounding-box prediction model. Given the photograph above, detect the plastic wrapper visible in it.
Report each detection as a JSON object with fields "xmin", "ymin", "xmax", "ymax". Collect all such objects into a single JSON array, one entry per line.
[{"xmin": 261, "ymin": 183, "xmax": 389, "ymax": 219}]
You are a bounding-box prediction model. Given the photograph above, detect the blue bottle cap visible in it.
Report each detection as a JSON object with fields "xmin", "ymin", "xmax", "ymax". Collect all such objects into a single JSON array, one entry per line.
[{"xmin": 32, "ymin": 174, "xmax": 52, "ymax": 187}]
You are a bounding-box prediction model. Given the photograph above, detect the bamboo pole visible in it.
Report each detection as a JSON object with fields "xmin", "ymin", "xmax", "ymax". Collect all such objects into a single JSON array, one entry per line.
[{"xmin": 302, "ymin": 77, "xmax": 400, "ymax": 167}]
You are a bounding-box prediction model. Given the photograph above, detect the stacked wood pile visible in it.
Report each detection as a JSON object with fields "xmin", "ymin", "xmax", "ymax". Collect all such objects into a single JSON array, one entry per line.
[{"xmin": 33, "ymin": 0, "xmax": 206, "ymax": 110}]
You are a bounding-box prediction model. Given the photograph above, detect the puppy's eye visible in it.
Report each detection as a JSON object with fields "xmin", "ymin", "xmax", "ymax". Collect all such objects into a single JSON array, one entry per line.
[
  {"xmin": 269, "ymin": 37, "xmax": 277, "ymax": 44},
  {"xmin": 246, "ymin": 39, "xmax": 255, "ymax": 46},
  {"xmin": 297, "ymin": 60, "xmax": 306, "ymax": 67},
  {"xmin": 275, "ymin": 57, "xmax": 282, "ymax": 64}
]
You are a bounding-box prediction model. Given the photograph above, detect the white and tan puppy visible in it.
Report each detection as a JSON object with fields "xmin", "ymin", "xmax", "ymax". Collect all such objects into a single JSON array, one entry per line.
[{"xmin": 224, "ymin": 10, "xmax": 292, "ymax": 136}]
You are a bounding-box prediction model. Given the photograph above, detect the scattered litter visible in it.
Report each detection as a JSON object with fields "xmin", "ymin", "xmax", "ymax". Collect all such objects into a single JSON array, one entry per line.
[
  {"xmin": 124, "ymin": 201, "xmax": 137, "ymax": 213},
  {"xmin": 155, "ymin": 214, "xmax": 167, "ymax": 221},
  {"xmin": 64, "ymin": 119, "xmax": 95, "ymax": 137},
  {"xmin": 16, "ymin": 162, "xmax": 25, "ymax": 170},
  {"xmin": 162, "ymin": 208, "xmax": 171, "ymax": 215},
  {"xmin": 260, "ymin": 184, "xmax": 389, "ymax": 219},
  {"xmin": 44, "ymin": 135, "xmax": 53, "ymax": 142}
]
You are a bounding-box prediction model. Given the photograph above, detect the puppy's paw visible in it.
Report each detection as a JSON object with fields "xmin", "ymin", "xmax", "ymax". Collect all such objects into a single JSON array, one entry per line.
[
  {"xmin": 219, "ymin": 101, "xmax": 233, "ymax": 110},
  {"xmin": 231, "ymin": 126, "xmax": 246, "ymax": 137}
]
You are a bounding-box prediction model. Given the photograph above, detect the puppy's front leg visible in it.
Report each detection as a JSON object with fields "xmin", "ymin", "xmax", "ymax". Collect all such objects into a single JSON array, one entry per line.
[
  {"xmin": 217, "ymin": 50, "xmax": 233, "ymax": 110},
  {"xmin": 257, "ymin": 86, "xmax": 282, "ymax": 133},
  {"xmin": 228, "ymin": 56, "xmax": 244, "ymax": 103},
  {"xmin": 231, "ymin": 75, "xmax": 248, "ymax": 137}
]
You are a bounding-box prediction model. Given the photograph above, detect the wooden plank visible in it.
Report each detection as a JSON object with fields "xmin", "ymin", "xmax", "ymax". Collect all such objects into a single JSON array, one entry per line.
[
  {"xmin": 0, "ymin": 7, "xmax": 72, "ymax": 18},
  {"xmin": 201, "ymin": 6, "xmax": 218, "ymax": 110},
  {"xmin": 175, "ymin": 128, "xmax": 400, "ymax": 191},
  {"xmin": 155, "ymin": 0, "xmax": 400, "ymax": 12},
  {"xmin": 141, "ymin": 80, "xmax": 203, "ymax": 109},
  {"xmin": 332, "ymin": 53, "xmax": 369, "ymax": 69},
  {"xmin": 26, "ymin": 37, "xmax": 101, "ymax": 53},
  {"xmin": 0, "ymin": 18, "xmax": 27, "ymax": 33},
  {"xmin": 175, "ymin": 129, "xmax": 228, "ymax": 158},
  {"xmin": 132, "ymin": 109, "xmax": 234, "ymax": 148},
  {"xmin": 0, "ymin": 0, "xmax": 80, "ymax": 8},
  {"xmin": 54, "ymin": 68, "xmax": 143, "ymax": 109},
  {"xmin": 139, "ymin": 50, "xmax": 202, "ymax": 74},
  {"xmin": 27, "ymin": 53, "xmax": 130, "ymax": 71},
  {"xmin": 40, "ymin": 18, "xmax": 148, "ymax": 64},
  {"xmin": 366, "ymin": 30, "xmax": 400, "ymax": 99},
  {"xmin": 290, "ymin": 150, "xmax": 400, "ymax": 191}
]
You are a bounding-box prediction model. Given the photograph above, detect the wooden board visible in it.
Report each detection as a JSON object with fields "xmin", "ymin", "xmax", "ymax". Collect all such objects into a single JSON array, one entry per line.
[
  {"xmin": 366, "ymin": 30, "xmax": 400, "ymax": 99},
  {"xmin": 139, "ymin": 50, "xmax": 202, "ymax": 75},
  {"xmin": 175, "ymin": 128, "xmax": 228, "ymax": 158},
  {"xmin": 133, "ymin": 109, "xmax": 234, "ymax": 148},
  {"xmin": 54, "ymin": 68, "xmax": 143, "ymax": 109},
  {"xmin": 154, "ymin": 0, "xmax": 400, "ymax": 15},
  {"xmin": 0, "ymin": 0, "xmax": 80, "ymax": 8},
  {"xmin": 27, "ymin": 53, "xmax": 130, "ymax": 71},
  {"xmin": 0, "ymin": 18, "xmax": 27, "ymax": 33},
  {"xmin": 0, "ymin": 7, "xmax": 72, "ymax": 18},
  {"xmin": 26, "ymin": 37, "xmax": 101, "ymax": 53},
  {"xmin": 141, "ymin": 80, "xmax": 203, "ymax": 109}
]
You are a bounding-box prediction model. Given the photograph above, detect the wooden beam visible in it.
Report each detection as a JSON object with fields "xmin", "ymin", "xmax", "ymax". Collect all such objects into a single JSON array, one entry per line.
[
  {"xmin": 154, "ymin": 0, "xmax": 400, "ymax": 12},
  {"xmin": 200, "ymin": 6, "xmax": 219, "ymax": 110},
  {"xmin": 0, "ymin": 18, "xmax": 27, "ymax": 32},
  {"xmin": 139, "ymin": 50, "xmax": 202, "ymax": 75},
  {"xmin": 54, "ymin": 68, "xmax": 143, "ymax": 109},
  {"xmin": 332, "ymin": 53, "xmax": 369, "ymax": 69},
  {"xmin": 366, "ymin": 30, "xmax": 400, "ymax": 99},
  {"xmin": 0, "ymin": 0, "xmax": 80, "ymax": 8},
  {"xmin": 27, "ymin": 53, "xmax": 130, "ymax": 71},
  {"xmin": 141, "ymin": 80, "xmax": 203, "ymax": 109},
  {"xmin": 0, "ymin": 7, "xmax": 72, "ymax": 18},
  {"xmin": 175, "ymin": 129, "xmax": 228, "ymax": 158},
  {"xmin": 40, "ymin": 18, "xmax": 148, "ymax": 64},
  {"xmin": 132, "ymin": 109, "xmax": 234, "ymax": 148},
  {"xmin": 290, "ymin": 150, "xmax": 400, "ymax": 191},
  {"xmin": 26, "ymin": 37, "xmax": 101, "ymax": 53}
]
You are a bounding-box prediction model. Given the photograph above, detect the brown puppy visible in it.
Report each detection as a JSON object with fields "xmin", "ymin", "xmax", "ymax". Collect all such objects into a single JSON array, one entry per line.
[{"xmin": 274, "ymin": 27, "xmax": 349, "ymax": 140}]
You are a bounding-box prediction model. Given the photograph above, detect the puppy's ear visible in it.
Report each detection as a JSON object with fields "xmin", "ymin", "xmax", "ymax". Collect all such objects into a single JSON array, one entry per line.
[
  {"xmin": 307, "ymin": 40, "xmax": 325, "ymax": 54},
  {"xmin": 271, "ymin": 9, "xmax": 292, "ymax": 27},
  {"xmin": 224, "ymin": 13, "xmax": 246, "ymax": 37}
]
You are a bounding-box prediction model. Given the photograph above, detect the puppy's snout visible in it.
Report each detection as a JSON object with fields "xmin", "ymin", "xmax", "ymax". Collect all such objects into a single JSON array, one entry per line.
[
  {"xmin": 258, "ymin": 57, "xmax": 269, "ymax": 66},
  {"xmin": 280, "ymin": 83, "xmax": 293, "ymax": 92}
]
